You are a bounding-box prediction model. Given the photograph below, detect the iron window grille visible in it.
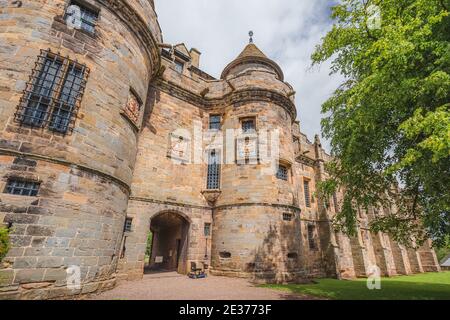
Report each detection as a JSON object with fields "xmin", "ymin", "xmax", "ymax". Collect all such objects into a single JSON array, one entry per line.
[
  {"xmin": 276, "ymin": 165, "xmax": 288, "ymax": 181},
  {"xmin": 241, "ymin": 119, "xmax": 255, "ymax": 133},
  {"xmin": 206, "ymin": 150, "xmax": 220, "ymax": 190},
  {"xmin": 124, "ymin": 217, "xmax": 133, "ymax": 232},
  {"xmin": 65, "ymin": 1, "xmax": 98, "ymax": 34},
  {"xmin": 209, "ymin": 115, "xmax": 221, "ymax": 130},
  {"xmin": 303, "ymin": 179, "xmax": 311, "ymax": 208},
  {"xmin": 15, "ymin": 49, "xmax": 89, "ymax": 134},
  {"xmin": 307, "ymin": 224, "xmax": 316, "ymax": 250},
  {"xmin": 4, "ymin": 179, "xmax": 40, "ymax": 196},
  {"xmin": 283, "ymin": 213, "xmax": 293, "ymax": 221}
]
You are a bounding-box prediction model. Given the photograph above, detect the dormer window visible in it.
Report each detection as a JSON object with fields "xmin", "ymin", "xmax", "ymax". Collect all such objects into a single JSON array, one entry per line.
[{"xmin": 174, "ymin": 60, "xmax": 184, "ymax": 73}]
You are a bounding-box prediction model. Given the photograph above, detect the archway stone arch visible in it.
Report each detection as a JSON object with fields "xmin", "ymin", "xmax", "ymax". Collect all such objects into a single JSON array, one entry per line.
[{"xmin": 116, "ymin": 199, "xmax": 212, "ymax": 281}]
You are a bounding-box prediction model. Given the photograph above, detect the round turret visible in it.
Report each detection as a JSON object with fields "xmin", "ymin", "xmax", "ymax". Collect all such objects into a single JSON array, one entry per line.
[
  {"xmin": 0, "ymin": 0, "xmax": 161, "ymax": 299},
  {"xmin": 210, "ymin": 42, "xmax": 302, "ymax": 281},
  {"xmin": 221, "ymin": 43, "xmax": 284, "ymax": 81}
]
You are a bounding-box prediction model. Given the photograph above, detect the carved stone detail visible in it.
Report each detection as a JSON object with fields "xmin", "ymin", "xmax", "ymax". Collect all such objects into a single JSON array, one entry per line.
[{"xmin": 201, "ymin": 189, "xmax": 222, "ymax": 206}]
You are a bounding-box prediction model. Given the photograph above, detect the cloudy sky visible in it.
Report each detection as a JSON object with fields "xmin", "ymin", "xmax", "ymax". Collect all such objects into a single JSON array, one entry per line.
[{"xmin": 155, "ymin": 0, "xmax": 344, "ymax": 151}]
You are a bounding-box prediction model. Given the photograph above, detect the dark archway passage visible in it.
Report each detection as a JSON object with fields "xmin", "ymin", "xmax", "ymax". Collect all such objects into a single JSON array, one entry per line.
[{"xmin": 148, "ymin": 212, "xmax": 190, "ymax": 274}]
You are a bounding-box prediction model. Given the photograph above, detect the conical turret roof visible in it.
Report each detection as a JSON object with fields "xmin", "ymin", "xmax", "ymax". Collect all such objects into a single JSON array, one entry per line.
[
  {"xmin": 221, "ymin": 42, "xmax": 284, "ymax": 81},
  {"xmin": 236, "ymin": 43, "xmax": 268, "ymax": 59}
]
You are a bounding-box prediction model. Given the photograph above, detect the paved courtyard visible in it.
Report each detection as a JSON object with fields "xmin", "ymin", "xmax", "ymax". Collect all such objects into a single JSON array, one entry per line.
[{"xmin": 89, "ymin": 272, "xmax": 317, "ymax": 300}]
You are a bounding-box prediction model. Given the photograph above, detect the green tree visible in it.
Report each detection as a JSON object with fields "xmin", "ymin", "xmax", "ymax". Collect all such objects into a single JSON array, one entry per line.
[
  {"xmin": 312, "ymin": 0, "xmax": 450, "ymax": 247},
  {"xmin": 0, "ymin": 226, "xmax": 10, "ymax": 262}
]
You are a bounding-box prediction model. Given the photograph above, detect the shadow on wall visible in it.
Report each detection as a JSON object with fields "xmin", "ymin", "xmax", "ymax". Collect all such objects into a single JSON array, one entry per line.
[{"xmin": 250, "ymin": 216, "xmax": 309, "ymax": 284}]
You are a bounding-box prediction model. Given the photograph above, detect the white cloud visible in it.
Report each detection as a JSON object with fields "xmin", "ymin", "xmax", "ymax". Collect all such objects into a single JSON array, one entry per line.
[{"xmin": 155, "ymin": 0, "xmax": 344, "ymax": 152}]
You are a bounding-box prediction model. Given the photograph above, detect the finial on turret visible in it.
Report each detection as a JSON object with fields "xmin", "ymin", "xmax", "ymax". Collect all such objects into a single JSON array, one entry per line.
[
  {"xmin": 314, "ymin": 134, "xmax": 321, "ymax": 145},
  {"xmin": 249, "ymin": 31, "xmax": 254, "ymax": 43}
]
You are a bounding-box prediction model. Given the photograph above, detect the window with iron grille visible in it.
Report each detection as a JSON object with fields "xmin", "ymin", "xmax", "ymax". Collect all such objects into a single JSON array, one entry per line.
[
  {"xmin": 276, "ymin": 165, "xmax": 288, "ymax": 181},
  {"xmin": 4, "ymin": 179, "xmax": 40, "ymax": 196},
  {"xmin": 15, "ymin": 49, "xmax": 89, "ymax": 134},
  {"xmin": 307, "ymin": 224, "xmax": 316, "ymax": 250},
  {"xmin": 282, "ymin": 213, "xmax": 293, "ymax": 221},
  {"xmin": 206, "ymin": 150, "xmax": 220, "ymax": 189},
  {"xmin": 241, "ymin": 118, "xmax": 255, "ymax": 133},
  {"xmin": 204, "ymin": 223, "xmax": 211, "ymax": 237},
  {"xmin": 65, "ymin": 1, "xmax": 99, "ymax": 34},
  {"xmin": 209, "ymin": 115, "xmax": 221, "ymax": 130},
  {"xmin": 124, "ymin": 217, "xmax": 133, "ymax": 232},
  {"xmin": 333, "ymin": 192, "xmax": 339, "ymax": 212},
  {"xmin": 303, "ymin": 179, "xmax": 311, "ymax": 208}
]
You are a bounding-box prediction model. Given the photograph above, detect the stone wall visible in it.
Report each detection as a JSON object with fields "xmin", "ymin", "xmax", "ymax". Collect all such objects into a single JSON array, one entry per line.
[
  {"xmin": 116, "ymin": 199, "xmax": 212, "ymax": 281},
  {"xmin": 0, "ymin": 0, "xmax": 160, "ymax": 299},
  {"xmin": 0, "ymin": 155, "xmax": 127, "ymax": 299}
]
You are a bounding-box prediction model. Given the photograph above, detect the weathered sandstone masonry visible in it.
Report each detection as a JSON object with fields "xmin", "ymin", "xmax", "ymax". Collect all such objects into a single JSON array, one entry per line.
[
  {"xmin": 0, "ymin": 0, "xmax": 161, "ymax": 299},
  {"xmin": 0, "ymin": 1, "xmax": 440, "ymax": 299}
]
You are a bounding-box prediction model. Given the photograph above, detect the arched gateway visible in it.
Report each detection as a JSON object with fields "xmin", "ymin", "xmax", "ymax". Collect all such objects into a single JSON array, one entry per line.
[{"xmin": 148, "ymin": 211, "xmax": 190, "ymax": 274}]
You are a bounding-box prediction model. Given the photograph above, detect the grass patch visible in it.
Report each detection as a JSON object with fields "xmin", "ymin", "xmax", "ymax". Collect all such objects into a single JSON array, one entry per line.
[{"xmin": 262, "ymin": 272, "xmax": 450, "ymax": 300}]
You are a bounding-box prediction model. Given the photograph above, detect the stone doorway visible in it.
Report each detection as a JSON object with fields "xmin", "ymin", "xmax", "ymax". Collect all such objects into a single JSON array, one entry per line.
[{"xmin": 147, "ymin": 211, "xmax": 190, "ymax": 274}]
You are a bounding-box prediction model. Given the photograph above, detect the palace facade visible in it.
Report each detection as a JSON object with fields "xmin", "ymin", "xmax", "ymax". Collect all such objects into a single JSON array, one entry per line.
[{"xmin": 0, "ymin": 0, "xmax": 440, "ymax": 299}]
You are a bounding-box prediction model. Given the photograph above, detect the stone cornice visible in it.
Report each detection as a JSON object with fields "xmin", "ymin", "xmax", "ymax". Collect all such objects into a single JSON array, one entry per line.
[
  {"xmin": 214, "ymin": 202, "xmax": 301, "ymax": 212},
  {"xmin": 221, "ymin": 56, "xmax": 285, "ymax": 81},
  {"xmin": 153, "ymin": 79, "xmax": 297, "ymax": 122},
  {"xmin": 97, "ymin": 0, "xmax": 161, "ymax": 78},
  {"xmin": 129, "ymin": 196, "xmax": 303, "ymax": 213},
  {"xmin": 0, "ymin": 148, "xmax": 131, "ymax": 194},
  {"xmin": 129, "ymin": 196, "xmax": 209, "ymax": 209}
]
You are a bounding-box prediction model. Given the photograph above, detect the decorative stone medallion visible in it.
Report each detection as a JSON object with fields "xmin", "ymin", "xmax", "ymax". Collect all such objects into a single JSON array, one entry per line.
[{"xmin": 124, "ymin": 90, "xmax": 142, "ymax": 125}]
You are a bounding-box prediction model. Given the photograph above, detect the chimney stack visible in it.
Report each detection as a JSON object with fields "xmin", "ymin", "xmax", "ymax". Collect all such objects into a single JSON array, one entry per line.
[{"xmin": 190, "ymin": 48, "xmax": 201, "ymax": 68}]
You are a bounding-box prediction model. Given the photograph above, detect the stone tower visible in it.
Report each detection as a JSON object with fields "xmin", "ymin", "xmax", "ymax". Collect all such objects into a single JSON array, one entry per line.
[
  {"xmin": 0, "ymin": 0, "xmax": 161, "ymax": 299},
  {"xmin": 210, "ymin": 42, "xmax": 303, "ymax": 281}
]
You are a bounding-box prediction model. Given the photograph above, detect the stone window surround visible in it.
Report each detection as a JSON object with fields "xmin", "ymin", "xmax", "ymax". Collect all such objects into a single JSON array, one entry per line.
[
  {"xmin": 205, "ymin": 148, "xmax": 221, "ymax": 190},
  {"xmin": 174, "ymin": 59, "xmax": 184, "ymax": 73},
  {"xmin": 208, "ymin": 114, "xmax": 222, "ymax": 131},
  {"xmin": 3, "ymin": 178, "xmax": 41, "ymax": 197},
  {"xmin": 204, "ymin": 222, "xmax": 211, "ymax": 237},
  {"xmin": 276, "ymin": 159, "xmax": 292, "ymax": 182},
  {"xmin": 240, "ymin": 116, "xmax": 257, "ymax": 133},
  {"xmin": 123, "ymin": 217, "xmax": 133, "ymax": 232},
  {"xmin": 14, "ymin": 49, "xmax": 90, "ymax": 135},
  {"xmin": 303, "ymin": 178, "xmax": 312, "ymax": 208}
]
